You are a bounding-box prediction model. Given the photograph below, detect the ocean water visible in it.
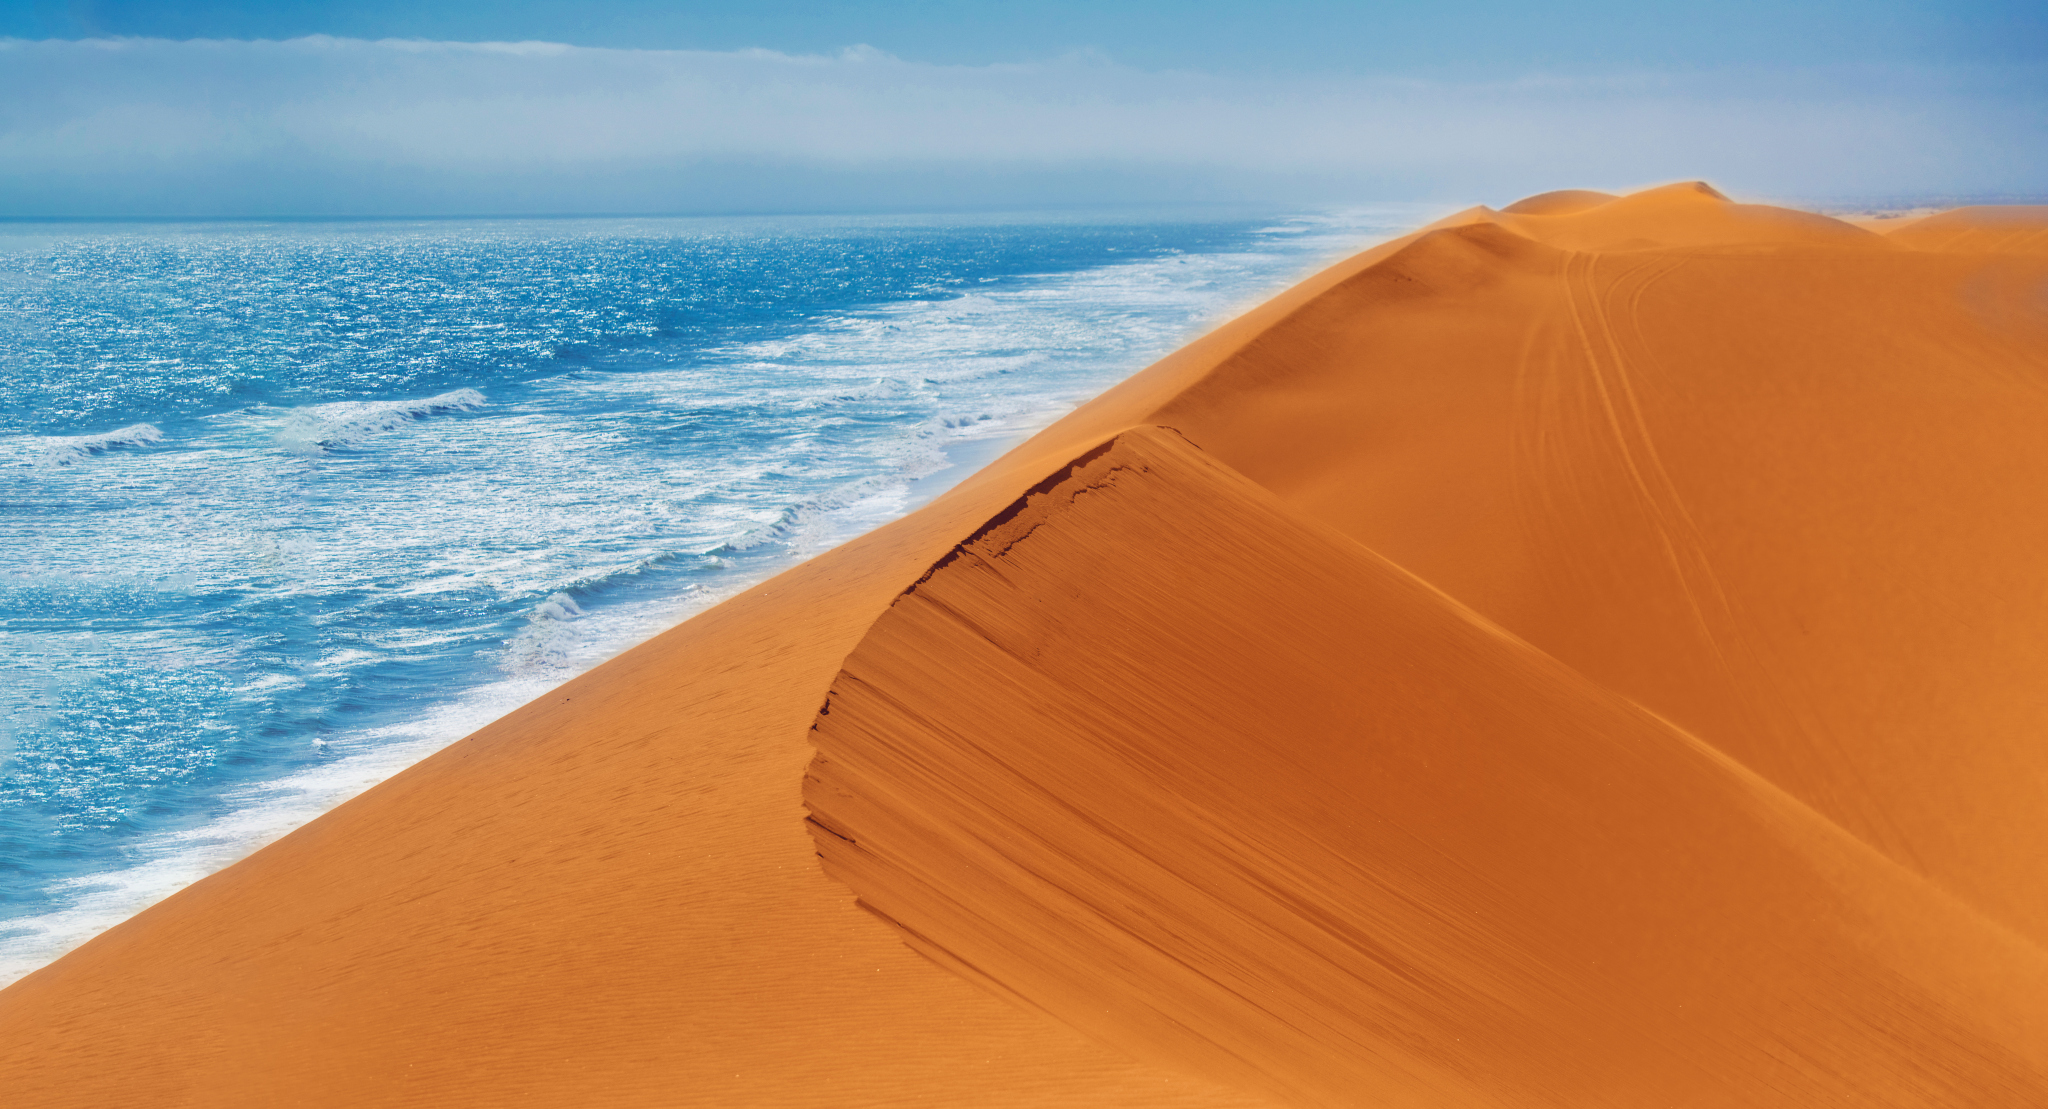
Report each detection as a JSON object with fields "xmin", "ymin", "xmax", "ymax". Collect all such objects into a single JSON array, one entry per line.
[{"xmin": 0, "ymin": 205, "xmax": 1419, "ymax": 984}]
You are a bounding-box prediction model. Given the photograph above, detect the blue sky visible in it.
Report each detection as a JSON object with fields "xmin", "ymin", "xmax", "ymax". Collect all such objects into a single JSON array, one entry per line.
[{"xmin": 0, "ymin": 1, "xmax": 2042, "ymax": 216}]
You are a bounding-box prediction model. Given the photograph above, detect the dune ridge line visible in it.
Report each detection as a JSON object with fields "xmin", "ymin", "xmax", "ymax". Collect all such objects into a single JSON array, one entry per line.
[
  {"xmin": 804, "ymin": 425, "xmax": 2048, "ymax": 1108},
  {"xmin": 4, "ymin": 184, "xmax": 2048, "ymax": 1108}
]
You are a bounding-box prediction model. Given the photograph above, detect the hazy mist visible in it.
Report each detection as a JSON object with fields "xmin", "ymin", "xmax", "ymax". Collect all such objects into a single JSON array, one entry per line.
[{"xmin": 2, "ymin": 36, "xmax": 2040, "ymax": 216}]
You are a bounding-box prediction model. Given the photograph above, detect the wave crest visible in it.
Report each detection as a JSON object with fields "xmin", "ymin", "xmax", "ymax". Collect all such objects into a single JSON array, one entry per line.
[
  {"xmin": 33, "ymin": 423, "xmax": 165, "ymax": 468},
  {"xmin": 277, "ymin": 389, "xmax": 486, "ymax": 453}
]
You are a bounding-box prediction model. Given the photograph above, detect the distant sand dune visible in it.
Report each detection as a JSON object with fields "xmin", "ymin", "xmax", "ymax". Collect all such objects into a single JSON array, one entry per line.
[
  {"xmin": 1447, "ymin": 180, "xmax": 1886, "ymax": 251},
  {"xmin": 1496, "ymin": 187, "xmax": 1617, "ymax": 215},
  {"xmin": 5, "ymin": 184, "xmax": 2047, "ymax": 1107},
  {"xmin": 1876, "ymin": 205, "xmax": 2048, "ymax": 254}
]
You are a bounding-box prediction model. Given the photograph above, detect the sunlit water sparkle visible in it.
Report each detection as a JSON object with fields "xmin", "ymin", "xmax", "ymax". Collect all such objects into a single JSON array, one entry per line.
[{"xmin": 0, "ymin": 206, "xmax": 1421, "ymax": 984}]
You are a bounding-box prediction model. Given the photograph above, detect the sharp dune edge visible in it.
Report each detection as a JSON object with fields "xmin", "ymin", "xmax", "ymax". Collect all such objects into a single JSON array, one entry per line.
[{"xmin": 5, "ymin": 185, "xmax": 2048, "ymax": 1107}]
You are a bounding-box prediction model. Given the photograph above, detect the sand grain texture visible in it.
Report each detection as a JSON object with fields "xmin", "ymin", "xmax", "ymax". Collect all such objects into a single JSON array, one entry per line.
[{"xmin": 5, "ymin": 185, "xmax": 2047, "ymax": 1107}]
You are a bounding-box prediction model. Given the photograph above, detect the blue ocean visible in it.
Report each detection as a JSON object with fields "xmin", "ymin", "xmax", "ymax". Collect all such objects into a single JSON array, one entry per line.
[{"xmin": 0, "ymin": 206, "xmax": 1414, "ymax": 983}]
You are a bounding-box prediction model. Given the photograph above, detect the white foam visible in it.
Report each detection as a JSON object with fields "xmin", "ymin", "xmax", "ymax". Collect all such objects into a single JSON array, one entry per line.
[
  {"xmin": 0, "ymin": 575, "xmax": 739, "ymax": 989},
  {"xmin": 708, "ymin": 461, "xmax": 938, "ymax": 558},
  {"xmin": 275, "ymin": 388, "xmax": 486, "ymax": 453},
  {"xmin": 30, "ymin": 423, "xmax": 164, "ymax": 468},
  {"xmin": 501, "ymin": 591, "xmax": 587, "ymax": 678},
  {"xmin": 0, "ymin": 207, "xmax": 1424, "ymax": 988},
  {"xmin": 0, "ymin": 691, "xmax": 516, "ymax": 985}
]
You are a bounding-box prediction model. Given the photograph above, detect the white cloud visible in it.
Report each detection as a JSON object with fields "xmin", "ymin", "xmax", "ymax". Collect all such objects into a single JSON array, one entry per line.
[{"xmin": 0, "ymin": 35, "xmax": 2038, "ymax": 214}]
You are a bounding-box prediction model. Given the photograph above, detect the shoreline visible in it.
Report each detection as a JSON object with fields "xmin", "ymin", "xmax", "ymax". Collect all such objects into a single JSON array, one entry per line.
[
  {"xmin": 0, "ymin": 208, "xmax": 1410, "ymax": 988},
  {"xmin": 0, "ymin": 418, "xmax": 1105, "ymax": 989},
  {"xmin": 7, "ymin": 185, "xmax": 2047, "ymax": 1106}
]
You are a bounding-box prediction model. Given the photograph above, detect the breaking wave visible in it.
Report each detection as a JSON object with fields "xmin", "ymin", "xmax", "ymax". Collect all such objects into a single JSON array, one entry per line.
[
  {"xmin": 32, "ymin": 423, "xmax": 164, "ymax": 467},
  {"xmin": 276, "ymin": 388, "xmax": 487, "ymax": 453},
  {"xmin": 0, "ymin": 205, "xmax": 1421, "ymax": 989}
]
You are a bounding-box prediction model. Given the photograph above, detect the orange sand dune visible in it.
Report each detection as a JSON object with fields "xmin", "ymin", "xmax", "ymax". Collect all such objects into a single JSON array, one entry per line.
[
  {"xmin": 1496, "ymin": 187, "xmax": 1616, "ymax": 214},
  {"xmin": 1140, "ymin": 191, "xmax": 2048, "ymax": 945},
  {"xmin": 5, "ymin": 184, "xmax": 2047, "ymax": 1107},
  {"xmin": 1442, "ymin": 181, "xmax": 1887, "ymax": 252},
  {"xmin": 810, "ymin": 426, "xmax": 2048, "ymax": 1106},
  {"xmin": 0, "ymin": 444, "xmax": 1275, "ymax": 1108},
  {"xmin": 1875, "ymin": 205, "xmax": 2048, "ymax": 254}
]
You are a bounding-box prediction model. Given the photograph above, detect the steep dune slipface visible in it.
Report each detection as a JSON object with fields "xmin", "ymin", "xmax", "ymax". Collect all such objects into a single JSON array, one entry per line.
[
  {"xmin": 805, "ymin": 426, "xmax": 2048, "ymax": 1108},
  {"xmin": 0, "ymin": 443, "xmax": 1277, "ymax": 1108},
  {"xmin": 6, "ymin": 184, "xmax": 2047, "ymax": 1108}
]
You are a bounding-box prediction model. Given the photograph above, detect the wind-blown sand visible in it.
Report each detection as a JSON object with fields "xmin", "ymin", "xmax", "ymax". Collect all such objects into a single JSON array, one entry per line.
[{"xmin": 6, "ymin": 184, "xmax": 2048, "ymax": 1107}]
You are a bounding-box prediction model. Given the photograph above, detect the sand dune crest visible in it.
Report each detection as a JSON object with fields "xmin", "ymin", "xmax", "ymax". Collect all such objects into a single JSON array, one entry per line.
[
  {"xmin": 1141, "ymin": 190, "xmax": 2048, "ymax": 947},
  {"xmin": 1877, "ymin": 205, "xmax": 2048, "ymax": 253},
  {"xmin": 6, "ymin": 184, "xmax": 2048, "ymax": 1107},
  {"xmin": 1498, "ymin": 187, "xmax": 1618, "ymax": 215},
  {"xmin": 806, "ymin": 425, "xmax": 2048, "ymax": 1108}
]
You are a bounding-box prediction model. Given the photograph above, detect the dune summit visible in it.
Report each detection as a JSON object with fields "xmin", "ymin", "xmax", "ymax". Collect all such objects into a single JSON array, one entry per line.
[{"xmin": 5, "ymin": 184, "xmax": 2048, "ymax": 1107}]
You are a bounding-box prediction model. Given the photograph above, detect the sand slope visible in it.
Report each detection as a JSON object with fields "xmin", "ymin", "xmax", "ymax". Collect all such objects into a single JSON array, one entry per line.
[
  {"xmin": 0, "ymin": 443, "xmax": 1277, "ymax": 1107},
  {"xmin": 809, "ymin": 425, "xmax": 2048, "ymax": 1107},
  {"xmin": 5, "ymin": 184, "xmax": 2047, "ymax": 1106},
  {"xmin": 1876, "ymin": 205, "xmax": 2048, "ymax": 254},
  {"xmin": 1143, "ymin": 190, "xmax": 2048, "ymax": 946}
]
